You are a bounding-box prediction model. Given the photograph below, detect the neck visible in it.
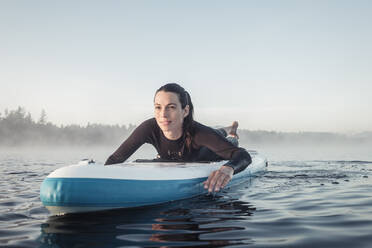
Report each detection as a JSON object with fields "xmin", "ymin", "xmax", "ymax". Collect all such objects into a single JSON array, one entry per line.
[{"xmin": 162, "ymin": 129, "xmax": 183, "ymax": 140}]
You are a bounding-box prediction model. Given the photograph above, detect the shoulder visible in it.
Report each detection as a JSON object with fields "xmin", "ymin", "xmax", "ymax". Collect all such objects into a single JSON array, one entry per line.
[
  {"xmin": 133, "ymin": 118, "xmax": 158, "ymax": 134},
  {"xmin": 140, "ymin": 118, "xmax": 157, "ymax": 128}
]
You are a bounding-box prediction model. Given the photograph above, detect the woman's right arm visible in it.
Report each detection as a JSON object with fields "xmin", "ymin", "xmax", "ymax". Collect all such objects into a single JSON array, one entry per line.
[{"xmin": 104, "ymin": 119, "xmax": 154, "ymax": 165}]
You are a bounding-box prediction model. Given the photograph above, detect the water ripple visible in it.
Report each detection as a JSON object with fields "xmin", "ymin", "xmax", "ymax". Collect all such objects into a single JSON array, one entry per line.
[{"xmin": 1, "ymin": 154, "xmax": 372, "ymax": 247}]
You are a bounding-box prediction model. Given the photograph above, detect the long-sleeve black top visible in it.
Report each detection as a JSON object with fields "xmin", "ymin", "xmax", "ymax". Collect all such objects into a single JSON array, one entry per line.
[{"xmin": 105, "ymin": 118, "xmax": 251, "ymax": 174}]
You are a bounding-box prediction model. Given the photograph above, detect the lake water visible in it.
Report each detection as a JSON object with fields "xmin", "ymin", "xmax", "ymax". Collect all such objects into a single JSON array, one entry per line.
[{"xmin": 1, "ymin": 146, "xmax": 372, "ymax": 247}]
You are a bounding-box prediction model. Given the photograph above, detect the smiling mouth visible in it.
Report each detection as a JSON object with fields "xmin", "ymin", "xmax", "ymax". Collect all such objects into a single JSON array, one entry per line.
[{"xmin": 161, "ymin": 121, "xmax": 171, "ymax": 126}]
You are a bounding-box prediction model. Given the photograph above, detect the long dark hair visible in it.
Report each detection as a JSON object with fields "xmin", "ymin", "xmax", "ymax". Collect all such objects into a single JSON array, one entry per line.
[{"xmin": 155, "ymin": 83, "xmax": 194, "ymax": 151}]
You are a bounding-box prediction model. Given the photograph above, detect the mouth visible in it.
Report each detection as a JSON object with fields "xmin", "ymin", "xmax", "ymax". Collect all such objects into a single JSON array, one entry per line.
[{"xmin": 160, "ymin": 120, "xmax": 171, "ymax": 126}]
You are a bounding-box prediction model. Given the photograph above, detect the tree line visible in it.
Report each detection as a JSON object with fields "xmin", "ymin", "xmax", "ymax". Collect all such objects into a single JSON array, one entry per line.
[
  {"xmin": 0, "ymin": 107, "xmax": 371, "ymax": 147},
  {"xmin": 0, "ymin": 107, "xmax": 135, "ymax": 146}
]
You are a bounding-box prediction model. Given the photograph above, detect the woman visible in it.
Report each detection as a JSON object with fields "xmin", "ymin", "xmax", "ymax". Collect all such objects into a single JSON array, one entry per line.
[{"xmin": 105, "ymin": 83, "xmax": 252, "ymax": 193}]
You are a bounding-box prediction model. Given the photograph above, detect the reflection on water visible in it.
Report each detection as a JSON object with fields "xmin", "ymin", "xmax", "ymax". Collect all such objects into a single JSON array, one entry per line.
[
  {"xmin": 2, "ymin": 149, "xmax": 372, "ymax": 247},
  {"xmin": 39, "ymin": 191, "xmax": 256, "ymax": 248}
]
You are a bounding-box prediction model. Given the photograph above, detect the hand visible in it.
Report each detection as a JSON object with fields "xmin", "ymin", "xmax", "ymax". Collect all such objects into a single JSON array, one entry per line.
[{"xmin": 203, "ymin": 165, "xmax": 234, "ymax": 193}]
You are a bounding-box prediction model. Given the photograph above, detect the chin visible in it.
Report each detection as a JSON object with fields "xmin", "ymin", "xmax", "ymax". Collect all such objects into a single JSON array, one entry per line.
[
  {"xmin": 158, "ymin": 124, "xmax": 170, "ymax": 132},
  {"xmin": 162, "ymin": 126, "xmax": 173, "ymax": 132}
]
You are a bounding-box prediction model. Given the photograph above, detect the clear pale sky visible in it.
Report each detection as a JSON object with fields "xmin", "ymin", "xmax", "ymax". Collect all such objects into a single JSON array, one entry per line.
[{"xmin": 1, "ymin": 1, "xmax": 371, "ymax": 133}]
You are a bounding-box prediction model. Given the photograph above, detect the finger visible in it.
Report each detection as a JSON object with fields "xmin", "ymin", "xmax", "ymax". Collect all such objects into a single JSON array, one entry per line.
[
  {"xmin": 215, "ymin": 172, "xmax": 232, "ymax": 192},
  {"xmin": 203, "ymin": 171, "xmax": 216, "ymax": 189},
  {"xmin": 220, "ymin": 175, "xmax": 231, "ymax": 189},
  {"xmin": 203, "ymin": 171, "xmax": 213, "ymax": 186},
  {"xmin": 208, "ymin": 171, "xmax": 220, "ymax": 193},
  {"xmin": 214, "ymin": 174, "xmax": 227, "ymax": 192}
]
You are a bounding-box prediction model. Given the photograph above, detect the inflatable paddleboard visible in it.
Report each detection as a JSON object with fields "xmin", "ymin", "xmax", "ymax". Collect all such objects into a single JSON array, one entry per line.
[{"xmin": 40, "ymin": 151, "xmax": 268, "ymax": 215}]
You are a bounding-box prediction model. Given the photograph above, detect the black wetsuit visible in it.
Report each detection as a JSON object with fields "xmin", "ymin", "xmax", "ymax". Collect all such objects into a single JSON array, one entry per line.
[{"xmin": 105, "ymin": 118, "xmax": 251, "ymax": 174}]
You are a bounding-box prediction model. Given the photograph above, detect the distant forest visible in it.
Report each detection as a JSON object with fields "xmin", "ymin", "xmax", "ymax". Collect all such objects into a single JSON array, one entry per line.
[{"xmin": 1, "ymin": 107, "xmax": 371, "ymax": 147}]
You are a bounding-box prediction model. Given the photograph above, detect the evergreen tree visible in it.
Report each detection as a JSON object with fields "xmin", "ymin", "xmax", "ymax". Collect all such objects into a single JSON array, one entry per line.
[{"xmin": 38, "ymin": 109, "xmax": 47, "ymax": 125}]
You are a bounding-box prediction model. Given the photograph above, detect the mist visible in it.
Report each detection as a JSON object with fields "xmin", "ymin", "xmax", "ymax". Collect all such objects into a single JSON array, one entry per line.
[{"xmin": 1, "ymin": 107, "xmax": 371, "ymax": 162}]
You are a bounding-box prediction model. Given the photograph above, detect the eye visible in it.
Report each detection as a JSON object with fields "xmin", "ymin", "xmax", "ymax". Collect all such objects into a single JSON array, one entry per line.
[{"xmin": 154, "ymin": 106, "xmax": 161, "ymax": 110}]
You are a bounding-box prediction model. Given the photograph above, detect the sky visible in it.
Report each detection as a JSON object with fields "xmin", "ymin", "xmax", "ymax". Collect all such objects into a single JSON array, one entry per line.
[{"xmin": 1, "ymin": 0, "xmax": 371, "ymax": 133}]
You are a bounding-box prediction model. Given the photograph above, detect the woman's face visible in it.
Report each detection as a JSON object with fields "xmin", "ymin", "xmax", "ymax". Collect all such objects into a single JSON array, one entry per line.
[{"xmin": 154, "ymin": 91, "xmax": 189, "ymax": 135}]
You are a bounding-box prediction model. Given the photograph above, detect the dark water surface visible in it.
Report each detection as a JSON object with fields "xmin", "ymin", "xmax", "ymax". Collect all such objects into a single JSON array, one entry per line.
[{"xmin": 1, "ymin": 147, "xmax": 372, "ymax": 247}]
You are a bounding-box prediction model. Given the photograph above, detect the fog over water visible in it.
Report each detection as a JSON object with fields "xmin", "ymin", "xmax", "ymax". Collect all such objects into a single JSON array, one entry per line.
[
  {"xmin": 2, "ymin": 142, "xmax": 372, "ymax": 166},
  {"xmin": 1, "ymin": 107, "xmax": 372, "ymax": 162}
]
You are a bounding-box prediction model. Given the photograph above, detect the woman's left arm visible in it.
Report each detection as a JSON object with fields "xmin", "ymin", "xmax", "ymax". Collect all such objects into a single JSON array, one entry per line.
[{"xmin": 195, "ymin": 126, "xmax": 252, "ymax": 193}]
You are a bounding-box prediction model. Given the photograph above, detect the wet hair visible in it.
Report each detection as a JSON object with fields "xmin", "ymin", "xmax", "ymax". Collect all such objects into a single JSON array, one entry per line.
[{"xmin": 155, "ymin": 83, "xmax": 194, "ymax": 152}]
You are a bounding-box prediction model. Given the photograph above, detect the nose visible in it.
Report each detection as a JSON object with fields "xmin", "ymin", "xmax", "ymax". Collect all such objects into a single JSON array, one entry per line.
[{"xmin": 160, "ymin": 108, "xmax": 168, "ymax": 118}]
